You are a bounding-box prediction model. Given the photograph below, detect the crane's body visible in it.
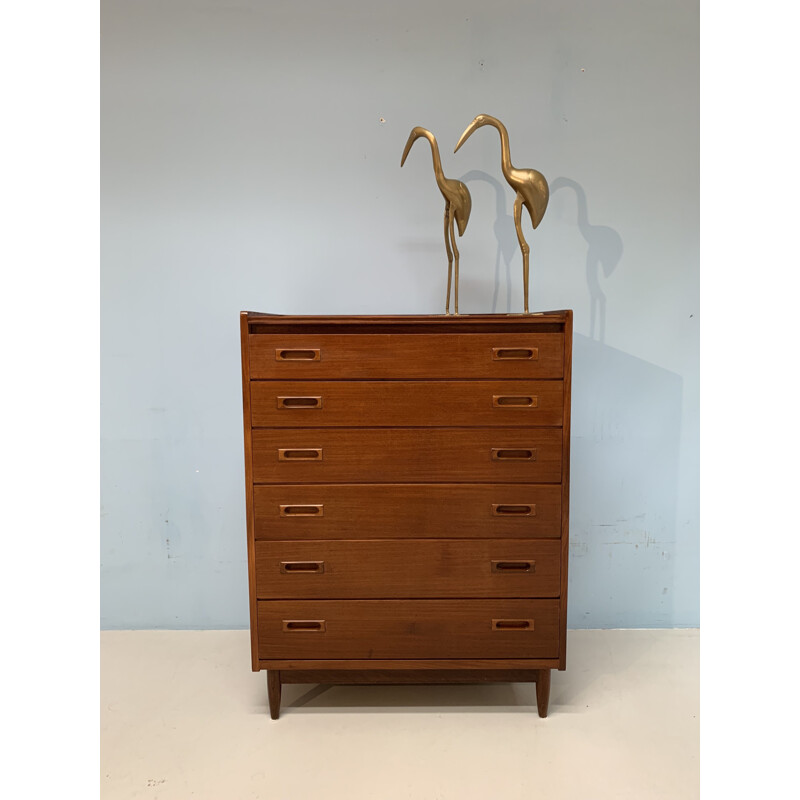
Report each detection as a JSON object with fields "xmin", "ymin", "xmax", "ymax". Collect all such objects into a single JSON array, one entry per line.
[
  {"xmin": 402, "ymin": 127, "xmax": 472, "ymax": 315},
  {"xmin": 455, "ymin": 114, "xmax": 549, "ymax": 314}
]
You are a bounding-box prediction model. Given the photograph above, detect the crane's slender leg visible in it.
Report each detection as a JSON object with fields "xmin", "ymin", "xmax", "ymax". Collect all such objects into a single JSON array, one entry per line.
[
  {"xmin": 449, "ymin": 208, "xmax": 460, "ymax": 315},
  {"xmin": 443, "ymin": 202, "xmax": 454, "ymax": 314},
  {"xmin": 513, "ymin": 192, "xmax": 531, "ymax": 314}
]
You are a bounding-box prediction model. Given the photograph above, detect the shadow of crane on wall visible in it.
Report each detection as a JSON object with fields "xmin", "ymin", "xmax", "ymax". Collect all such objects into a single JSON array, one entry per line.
[{"xmin": 550, "ymin": 177, "xmax": 623, "ymax": 343}]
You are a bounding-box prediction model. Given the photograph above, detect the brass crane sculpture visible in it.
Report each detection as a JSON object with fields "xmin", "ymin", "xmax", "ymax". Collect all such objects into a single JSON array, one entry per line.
[
  {"xmin": 401, "ymin": 127, "xmax": 472, "ymax": 315},
  {"xmin": 455, "ymin": 114, "xmax": 549, "ymax": 314}
]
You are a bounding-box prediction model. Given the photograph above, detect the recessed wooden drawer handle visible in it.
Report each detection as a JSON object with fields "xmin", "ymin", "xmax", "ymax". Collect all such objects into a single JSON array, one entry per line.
[
  {"xmin": 491, "ymin": 560, "xmax": 535, "ymax": 573},
  {"xmin": 492, "ymin": 619, "xmax": 535, "ymax": 631},
  {"xmin": 491, "ymin": 448, "xmax": 536, "ymax": 461},
  {"xmin": 493, "ymin": 395, "xmax": 538, "ymax": 408},
  {"xmin": 278, "ymin": 448, "xmax": 323, "ymax": 461},
  {"xmin": 282, "ymin": 620, "xmax": 326, "ymax": 632},
  {"xmin": 280, "ymin": 504, "xmax": 324, "ymax": 517},
  {"xmin": 275, "ymin": 348, "xmax": 320, "ymax": 361},
  {"xmin": 277, "ymin": 396, "xmax": 322, "ymax": 409},
  {"xmin": 280, "ymin": 561, "xmax": 325, "ymax": 574},
  {"xmin": 492, "ymin": 347, "xmax": 538, "ymax": 361},
  {"xmin": 492, "ymin": 504, "xmax": 535, "ymax": 516}
]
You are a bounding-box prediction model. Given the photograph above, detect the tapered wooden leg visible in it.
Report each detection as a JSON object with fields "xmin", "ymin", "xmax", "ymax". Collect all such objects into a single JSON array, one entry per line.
[
  {"xmin": 267, "ymin": 670, "xmax": 282, "ymax": 720},
  {"xmin": 535, "ymin": 669, "xmax": 550, "ymax": 718}
]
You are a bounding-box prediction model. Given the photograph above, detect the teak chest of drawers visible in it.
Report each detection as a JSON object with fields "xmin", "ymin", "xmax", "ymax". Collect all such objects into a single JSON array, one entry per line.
[{"xmin": 240, "ymin": 311, "xmax": 572, "ymax": 718}]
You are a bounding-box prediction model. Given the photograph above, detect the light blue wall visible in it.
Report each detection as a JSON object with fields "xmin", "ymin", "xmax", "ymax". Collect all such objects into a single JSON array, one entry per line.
[{"xmin": 101, "ymin": 0, "xmax": 698, "ymax": 628}]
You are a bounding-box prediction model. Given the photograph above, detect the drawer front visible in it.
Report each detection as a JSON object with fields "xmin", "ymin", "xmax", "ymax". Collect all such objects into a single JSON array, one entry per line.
[
  {"xmin": 255, "ymin": 539, "xmax": 561, "ymax": 599},
  {"xmin": 257, "ymin": 599, "xmax": 560, "ymax": 659},
  {"xmin": 250, "ymin": 333, "xmax": 564, "ymax": 379},
  {"xmin": 253, "ymin": 484, "xmax": 562, "ymax": 539},
  {"xmin": 250, "ymin": 380, "xmax": 563, "ymax": 428},
  {"xmin": 252, "ymin": 428, "xmax": 563, "ymax": 484}
]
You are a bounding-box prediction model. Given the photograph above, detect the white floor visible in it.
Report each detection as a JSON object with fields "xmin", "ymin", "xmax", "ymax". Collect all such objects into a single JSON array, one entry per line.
[{"xmin": 101, "ymin": 629, "xmax": 698, "ymax": 799}]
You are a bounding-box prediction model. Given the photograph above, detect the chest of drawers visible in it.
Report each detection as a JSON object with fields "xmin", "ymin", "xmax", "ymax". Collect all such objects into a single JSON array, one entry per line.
[{"xmin": 240, "ymin": 311, "xmax": 572, "ymax": 718}]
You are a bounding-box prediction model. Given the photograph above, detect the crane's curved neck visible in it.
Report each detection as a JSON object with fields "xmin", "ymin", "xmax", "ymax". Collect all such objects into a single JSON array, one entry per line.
[
  {"xmin": 487, "ymin": 118, "xmax": 514, "ymax": 181},
  {"xmin": 417, "ymin": 129, "xmax": 447, "ymax": 190},
  {"xmin": 573, "ymin": 183, "xmax": 589, "ymax": 230}
]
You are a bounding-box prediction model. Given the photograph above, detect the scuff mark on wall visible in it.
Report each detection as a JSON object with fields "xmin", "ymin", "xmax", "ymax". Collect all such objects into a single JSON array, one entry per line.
[{"xmin": 570, "ymin": 541, "xmax": 589, "ymax": 557}]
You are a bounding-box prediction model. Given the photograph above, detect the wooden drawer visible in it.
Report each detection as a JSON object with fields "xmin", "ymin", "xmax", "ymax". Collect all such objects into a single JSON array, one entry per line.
[
  {"xmin": 257, "ymin": 599, "xmax": 560, "ymax": 659},
  {"xmin": 250, "ymin": 380, "xmax": 563, "ymax": 428},
  {"xmin": 253, "ymin": 484, "xmax": 562, "ymax": 539},
  {"xmin": 255, "ymin": 539, "xmax": 561, "ymax": 599},
  {"xmin": 251, "ymin": 428, "xmax": 563, "ymax": 484},
  {"xmin": 249, "ymin": 333, "xmax": 564, "ymax": 380}
]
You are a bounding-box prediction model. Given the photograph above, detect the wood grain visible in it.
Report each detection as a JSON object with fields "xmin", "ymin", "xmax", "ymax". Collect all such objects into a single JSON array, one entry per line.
[
  {"xmin": 250, "ymin": 380, "xmax": 563, "ymax": 427},
  {"xmin": 255, "ymin": 539, "xmax": 561, "ymax": 599},
  {"xmin": 257, "ymin": 599, "xmax": 560, "ymax": 660},
  {"xmin": 249, "ymin": 333, "xmax": 564, "ymax": 379},
  {"xmin": 241, "ymin": 311, "xmax": 572, "ymax": 715},
  {"xmin": 253, "ymin": 483, "xmax": 562, "ymax": 539},
  {"xmin": 251, "ymin": 427, "xmax": 563, "ymax": 484}
]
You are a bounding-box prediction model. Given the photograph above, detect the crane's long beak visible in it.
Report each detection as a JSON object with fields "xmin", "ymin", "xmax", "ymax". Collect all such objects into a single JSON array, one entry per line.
[
  {"xmin": 400, "ymin": 128, "xmax": 424, "ymax": 166},
  {"xmin": 454, "ymin": 118, "xmax": 481, "ymax": 153}
]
